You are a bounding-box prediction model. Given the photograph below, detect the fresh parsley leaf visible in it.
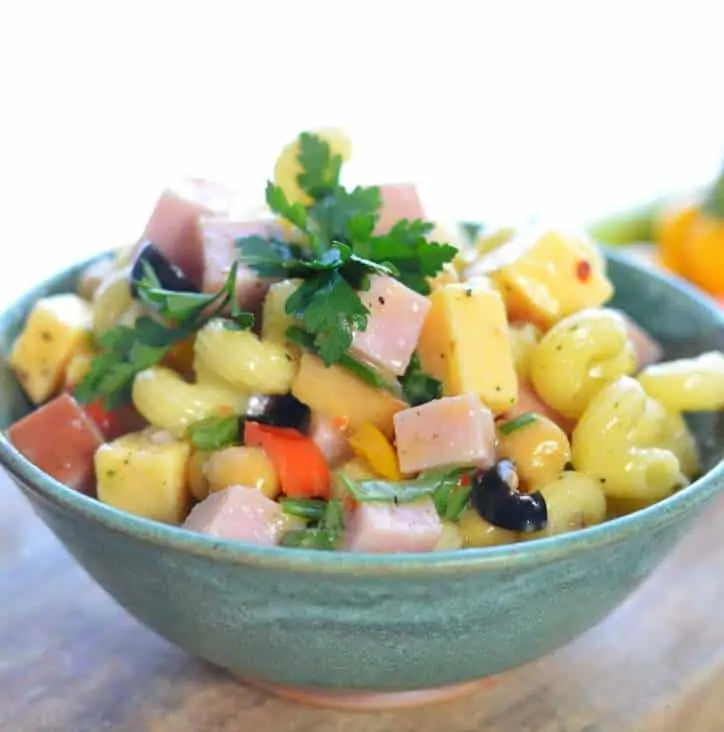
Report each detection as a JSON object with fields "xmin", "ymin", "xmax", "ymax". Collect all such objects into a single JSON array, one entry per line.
[
  {"xmin": 309, "ymin": 185, "xmax": 382, "ymax": 242},
  {"xmin": 75, "ymin": 262, "xmax": 253, "ymax": 409},
  {"xmin": 280, "ymin": 497, "xmax": 327, "ymax": 522},
  {"xmin": 279, "ymin": 498, "xmax": 345, "ymax": 550},
  {"xmin": 431, "ymin": 470, "xmax": 473, "ymax": 521},
  {"xmin": 498, "ymin": 412, "xmax": 538, "ymax": 435},
  {"xmin": 265, "ymin": 181, "xmax": 309, "ymax": 233},
  {"xmin": 338, "ymin": 468, "xmax": 470, "ymax": 508},
  {"xmin": 400, "ymin": 352, "xmax": 442, "ymax": 406},
  {"xmin": 356, "ymin": 220, "xmax": 457, "ymax": 294},
  {"xmin": 237, "ymin": 131, "xmax": 456, "ymax": 370},
  {"xmin": 187, "ymin": 415, "xmax": 241, "ymax": 451},
  {"xmin": 285, "ymin": 271, "xmax": 368, "ymax": 365},
  {"xmin": 296, "ymin": 131, "xmax": 344, "ymax": 201}
]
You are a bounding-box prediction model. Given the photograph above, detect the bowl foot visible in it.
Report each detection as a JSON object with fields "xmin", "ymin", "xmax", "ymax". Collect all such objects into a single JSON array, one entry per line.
[{"xmin": 237, "ymin": 675, "xmax": 492, "ymax": 711}]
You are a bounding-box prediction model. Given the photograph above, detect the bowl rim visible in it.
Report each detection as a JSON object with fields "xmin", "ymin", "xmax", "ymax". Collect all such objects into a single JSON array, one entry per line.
[{"xmin": 1, "ymin": 247, "xmax": 723, "ymax": 576}]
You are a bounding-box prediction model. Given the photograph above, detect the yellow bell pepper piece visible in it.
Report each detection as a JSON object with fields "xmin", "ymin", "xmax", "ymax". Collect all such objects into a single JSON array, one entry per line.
[
  {"xmin": 655, "ymin": 165, "xmax": 724, "ymax": 297},
  {"xmin": 348, "ymin": 423, "xmax": 402, "ymax": 480}
]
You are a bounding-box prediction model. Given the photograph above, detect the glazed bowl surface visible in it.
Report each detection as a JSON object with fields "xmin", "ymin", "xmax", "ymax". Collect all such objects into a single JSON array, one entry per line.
[{"xmin": 1, "ymin": 248, "xmax": 723, "ymax": 698}]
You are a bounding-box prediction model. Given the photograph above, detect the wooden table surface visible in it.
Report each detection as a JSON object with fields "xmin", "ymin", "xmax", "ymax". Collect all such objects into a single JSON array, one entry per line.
[{"xmin": 2, "ymin": 467, "xmax": 724, "ymax": 732}]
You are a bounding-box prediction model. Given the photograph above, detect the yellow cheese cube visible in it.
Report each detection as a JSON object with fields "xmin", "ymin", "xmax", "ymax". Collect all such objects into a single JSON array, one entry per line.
[
  {"xmin": 291, "ymin": 353, "xmax": 407, "ymax": 438},
  {"xmin": 418, "ymin": 280, "xmax": 518, "ymax": 414},
  {"xmin": 9, "ymin": 294, "xmax": 93, "ymax": 404},
  {"xmin": 489, "ymin": 229, "xmax": 613, "ymax": 329},
  {"xmin": 63, "ymin": 339, "xmax": 98, "ymax": 389},
  {"xmin": 95, "ymin": 429, "xmax": 191, "ymax": 524}
]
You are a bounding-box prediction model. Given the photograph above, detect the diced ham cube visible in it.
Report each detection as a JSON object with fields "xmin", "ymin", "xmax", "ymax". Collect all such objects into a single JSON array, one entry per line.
[
  {"xmin": 351, "ymin": 275, "xmax": 431, "ymax": 376},
  {"xmin": 616, "ymin": 311, "xmax": 663, "ymax": 370},
  {"xmin": 393, "ymin": 393, "xmax": 495, "ymax": 474},
  {"xmin": 506, "ymin": 381, "xmax": 575, "ymax": 435},
  {"xmin": 142, "ymin": 190, "xmax": 213, "ymax": 288},
  {"xmin": 172, "ymin": 177, "xmax": 237, "ymax": 216},
  {"xmin": 202, "ymin": 218, "xmax": 282, "ymax": 311},
  {"xmin": 182, "ymin": 485, "xmax": 286, "ymax": 545},
  {"xmin": 308, "ymin": 412, "xmax": 352, "ymax": 467},
  {"xmin": 344, "ymin": 498, "xmax": 442, "ymax": 553},
  {"xmin": 6, "ymin": 393, "xmax": 104, "ymax": 495},
  {"xmin": 375, "ymin": 183, "xmax": 426, "ymax": 235}
]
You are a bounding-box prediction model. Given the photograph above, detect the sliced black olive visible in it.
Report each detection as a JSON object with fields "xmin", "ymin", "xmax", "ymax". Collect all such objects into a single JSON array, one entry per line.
[
  {"xmin": 130, "ymin": 239, "xmax": 197, "ymax": 297},
  {"xmin": 244, "ymin": 394, "xmax": 311, "ymax": 432},
  {"xmin": 471, "ymin": 459, "xmax": 547, "ymax": 533}
]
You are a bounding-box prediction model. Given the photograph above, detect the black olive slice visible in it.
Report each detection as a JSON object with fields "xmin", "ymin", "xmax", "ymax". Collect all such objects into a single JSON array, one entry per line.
[
  {"xmin": 130, "ymin": 239, "xmax": 197, "ymax": 297},
  {"xmin": 244, "ymin": 394, "xmax": 311, "ymax": 432},
  {"xmin": 471, "ymin": 460, "xmax": 548, "ymax": 533}
]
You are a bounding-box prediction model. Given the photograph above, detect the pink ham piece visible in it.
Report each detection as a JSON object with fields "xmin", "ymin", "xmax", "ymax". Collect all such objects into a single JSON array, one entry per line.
[
  {"xmin": 351, "ymin": 275, "xmax": 431, "ymax": 376},
  {"xmin": 183, "ymin": 485, "xmax": 286, "ymax": 545},
  {"xmin": 6, "ymin": 393, "xmax": 104, "ymax": 496},
  {"xmin": 142, "ymin": 178, "xmax": 235, "ymax": 288},
  {"xmin": 308, "ymin": 412, "xmax": 352, "ymax": 468},
  {"xmin": 617, "ymin": 311, "xmax": 663, "ymax": 370},
  {"xmin": 344, "ymin": 498, "xmax": 442, "ymax": 553},
  {"xmin": 202, "ymin": 217, "xmax": 282, "ymax": 310},
  {"xmin": 506, "ymin": 381, "xmax": 576, "ymax": 435},
  {"xmin": 374, "ymin": 183, "xmax": 425, "ymax": 235},
  {"xmin": 393, "ymin": 393, "xmax": 495, "ymax": 475}
]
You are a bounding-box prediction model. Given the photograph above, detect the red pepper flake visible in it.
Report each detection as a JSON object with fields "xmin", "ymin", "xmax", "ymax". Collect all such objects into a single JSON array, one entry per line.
[
  {"xmin": 460, "ymin": 474, "xmax": 472, "ymax": 487},
  {"xmin": 576, "ymin": 259, "xmax": 592, "ymax": 282}
]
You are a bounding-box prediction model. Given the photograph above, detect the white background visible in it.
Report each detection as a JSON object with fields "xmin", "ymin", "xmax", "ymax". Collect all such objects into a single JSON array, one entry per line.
[{"xmin": 0, "ymin": 1, "xmax": 722, "ymax": 299}]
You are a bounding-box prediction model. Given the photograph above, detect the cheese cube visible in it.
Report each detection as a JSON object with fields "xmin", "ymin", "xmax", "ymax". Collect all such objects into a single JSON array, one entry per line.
[
  {"xmin": 486, "ymin": 229, "xmax": 613, "ymax": 329},
  {"xmin": 183, "ymin": 485, "xmax": 286, "ymax": 545},
  {"xmin": 291, "ymin": 353, "xmax": 407, "ymax": 438},
  {"xmin": 417, "ymin": 280, "xmax": 517, "ymax": 414},
  {"xmin": 95, "ymin": 428, "xmax": 191, "ymax": 524},
  {"xmin": 351, "ymin": 275, "xmax": 431, "ymax": 376},
  {"xmin": 393, "ymin": 393, "xmax": 495, "ymax": 474},
  {"xmin": 9, "ymin": 294, "xmax": 93, "ymax": 404}
]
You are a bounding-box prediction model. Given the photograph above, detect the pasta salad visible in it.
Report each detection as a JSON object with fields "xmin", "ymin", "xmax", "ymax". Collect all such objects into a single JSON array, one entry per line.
[{"xmin": 6, "ymin": 129, "xmax": 724, "ymax": 553}]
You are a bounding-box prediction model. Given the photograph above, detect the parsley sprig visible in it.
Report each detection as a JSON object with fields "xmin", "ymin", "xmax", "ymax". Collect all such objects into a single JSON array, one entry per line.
[
  {"xmin": 74, "ymin": 262, "xmax": 254, "ymax": 409},
  {"xmin": 236, "ymin": 132, "xmax": 456, "ymax": 367},
  {"xmin": 279, "ymin": 498, "xmax": 345, "ymax": 550}
]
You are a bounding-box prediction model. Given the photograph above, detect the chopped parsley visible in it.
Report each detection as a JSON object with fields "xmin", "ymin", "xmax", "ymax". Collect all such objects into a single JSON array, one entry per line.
[
  {"xmin": 279, "ymin": 497, "xmax": 327, "ymax": 522},
  {"xmin": 399, "ymin": 352, "xmax": 442, "ymax": 406},
  {"xmin": 236, "ymin": 131, "xmax": 456, "ymax": 367},
  {"xmin": 186, "ymin": 415, "xmax": 241, "ymax": 451},
  {"xmin": 279, "ymin": 498, "xmax": 345, "ymax": 550},
  {"xmin": 498, "ymin": 412, "xmax": 538, "ymax": 435},
  {"xmin": 338, "ymin": 467, "xmax": 473, "ymax": 521},
  {"xmin": 74, "ymin": 262, "xmax": 253, "ymax": 410}
]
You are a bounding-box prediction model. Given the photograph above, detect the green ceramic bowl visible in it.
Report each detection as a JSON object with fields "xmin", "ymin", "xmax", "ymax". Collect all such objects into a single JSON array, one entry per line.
[{"xmin": 1, "ymin": 249, "xmax": 723, "ymax": 710}]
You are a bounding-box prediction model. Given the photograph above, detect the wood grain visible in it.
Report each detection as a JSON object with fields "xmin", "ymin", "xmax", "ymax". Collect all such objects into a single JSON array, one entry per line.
[{"xmin": 3, "ymin": 468, "xmax": 724, "ymax": 732}]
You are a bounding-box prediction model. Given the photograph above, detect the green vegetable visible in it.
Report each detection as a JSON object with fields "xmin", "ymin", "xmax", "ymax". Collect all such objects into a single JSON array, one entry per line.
[
  {"xmin": 296, "ymin": 131, "xmax": 345, "ymax": 201},
  {"xmin": 338, "ymin": 468, "xmax": 472, "ymax": 520},
  {"xmin": 236, "ymin": 132, "xmax": 456, "ymax": 367},
  {"xmin": 431, "ymin": 472, "xmax": 473, "ymax": 521},
  {"xmin": 498, "ymin": 412, "xmax": 538, "ymax": 435},
  {"xmin": 279, "ymin": 497, "xmax": 327, "ymax": 522},
  {"xmin": 399, "ymin": 352, "xmax": 442, "ymax": 406},
  {"xmin": 186, "ymin": 415, "xmax": 241, "ymax": 451},
  {"xmin": 279, "ymin": 498, "xmax": 345, "ymax": 550},
  {"xmin": 75, "ymin": 262, "xmax": 253, "ymax": 409}
]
